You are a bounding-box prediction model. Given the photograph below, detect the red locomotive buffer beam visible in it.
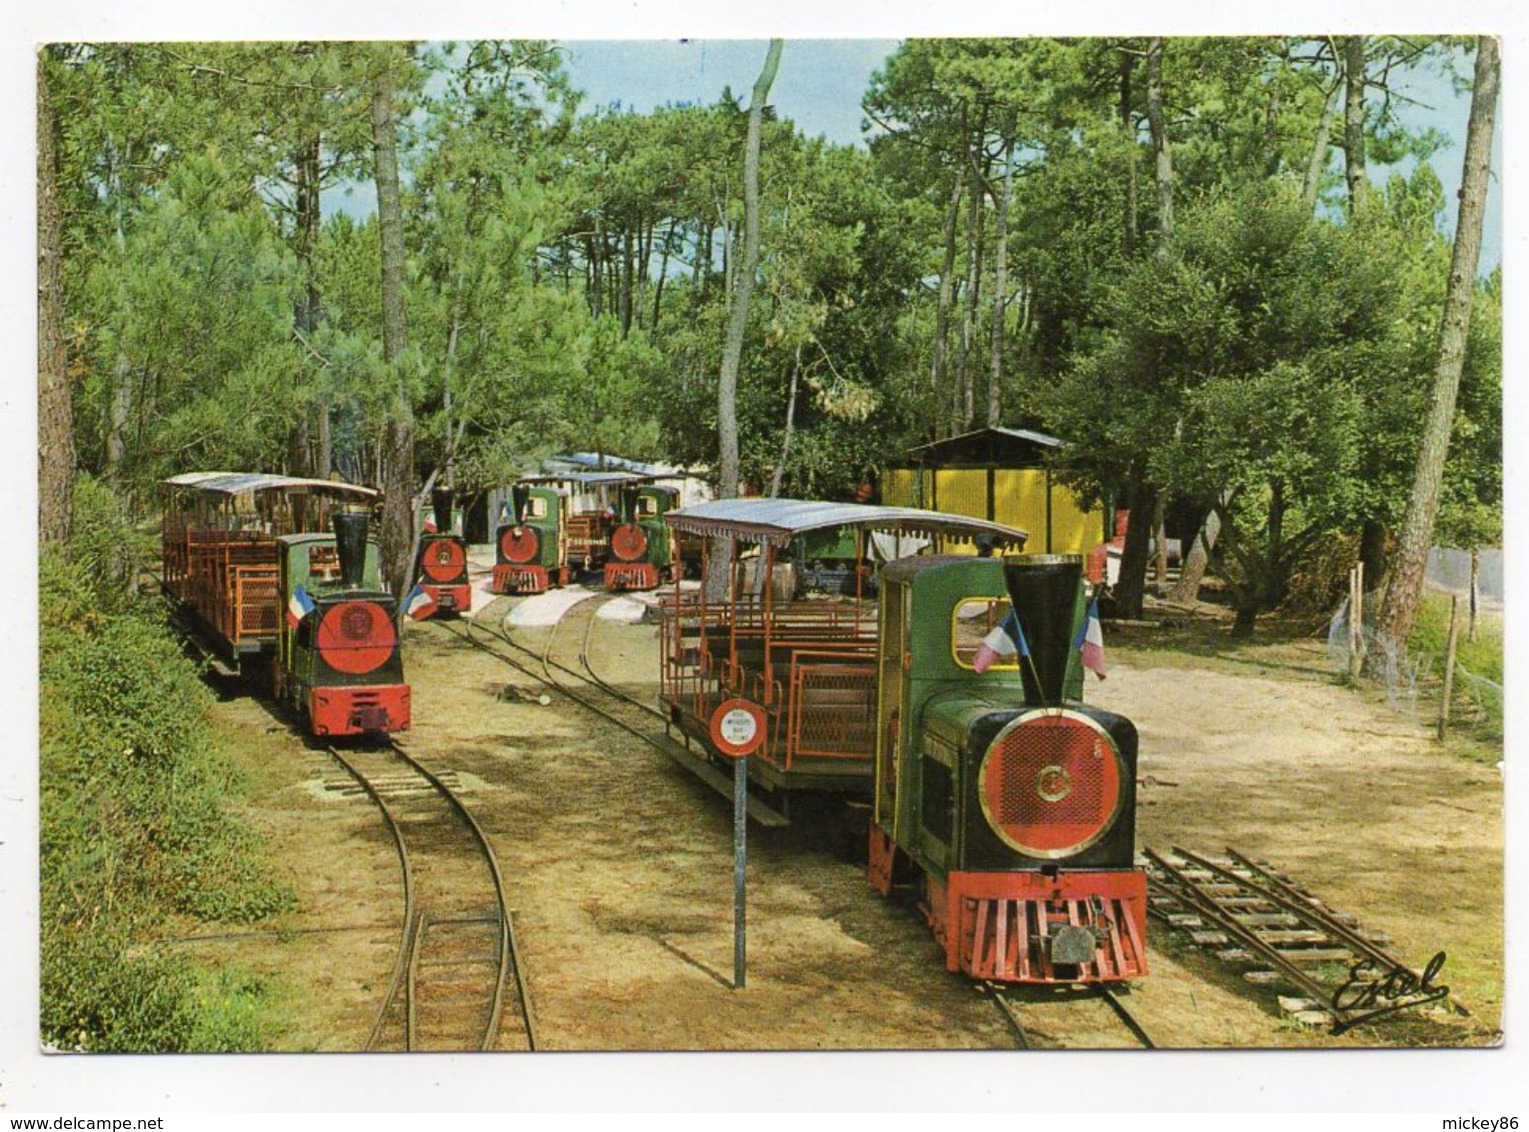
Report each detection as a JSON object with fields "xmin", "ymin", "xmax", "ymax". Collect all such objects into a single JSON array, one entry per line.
[
  {"xmin": 309, "ymin": 684, "xmax": 411, "ymax": 737},
  {"xmin": 925, "ymin": 869, "xmax": 1148, "ymax": 983}
]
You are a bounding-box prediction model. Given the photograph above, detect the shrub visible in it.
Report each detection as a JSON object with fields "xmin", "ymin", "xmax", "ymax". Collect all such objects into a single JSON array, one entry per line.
[{"xmin": 39, "ymin": 479, "xmax": 294, "ymax": 1050}]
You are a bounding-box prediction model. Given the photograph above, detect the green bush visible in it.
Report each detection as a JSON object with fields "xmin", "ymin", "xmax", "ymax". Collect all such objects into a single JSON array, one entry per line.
[{"xmin": 40, "ymin": 482, "xmax": 295, "ymax": 1051}]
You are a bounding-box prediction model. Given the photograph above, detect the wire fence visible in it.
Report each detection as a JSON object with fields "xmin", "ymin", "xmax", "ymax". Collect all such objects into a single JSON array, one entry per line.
[{"xmin": 1325, "ymin": 596, "xmax": 1503, "ymax": 740}]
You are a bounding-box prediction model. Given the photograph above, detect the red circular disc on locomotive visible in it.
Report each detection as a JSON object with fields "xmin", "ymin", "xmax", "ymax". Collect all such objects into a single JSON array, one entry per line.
[
  {"xmin": 315, "ymin": 600, "xmax": 399, "ymax": 675},
  {"xmin": 978, "ymin": 711, "xmax": 1124, "ymax": 859},
  {"xmin": 422, "ymin": 538, "xmax": 466, "ymax": 581},
  {"xmin": 610, "ymin": 522, "xmax": 648, "ymax": 562},
  {"xmin": 499, "ymin": 526, "xmax": 541, "ymax": 564}
]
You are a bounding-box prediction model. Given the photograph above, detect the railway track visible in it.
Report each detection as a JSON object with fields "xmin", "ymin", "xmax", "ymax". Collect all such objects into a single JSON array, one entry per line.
[
  {"xmin": 444, "ymin": 595, "xmax": 791, "ymax": 826},
  {"xmin": 324, "ymin": 739, "xmax": 537, "ymax": 1051},
  {"xmin": 987, "ymin": 982, "xmax": 1156, "ymax": 1049},
  {"xmin": 1145, "ymin": 847, "xmax": 1467, "ymax": 1034}
]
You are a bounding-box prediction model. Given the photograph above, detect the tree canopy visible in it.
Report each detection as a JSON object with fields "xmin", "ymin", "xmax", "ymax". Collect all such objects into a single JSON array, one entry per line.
[{"xmin": 40, "ymin": 36, "xmax": 1500, "ymax": 634}]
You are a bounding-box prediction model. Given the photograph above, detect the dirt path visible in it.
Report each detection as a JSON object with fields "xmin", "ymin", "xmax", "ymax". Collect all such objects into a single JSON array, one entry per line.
[{"xmin": 193, "ymin": 586, "xmax": 1503, "ymax": 1053}]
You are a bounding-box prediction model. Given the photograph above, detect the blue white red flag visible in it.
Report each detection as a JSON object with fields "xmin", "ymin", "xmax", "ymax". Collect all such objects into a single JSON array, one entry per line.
[
  {"xmin": 1073, "ymin": 597, "xmax": 1107, "ymax": 679},
  {"xmin": 405, "ymin": 584, "xmax": 439, "ymax": 621},
  {"xmin": 286, "ymin": 584, "xmax": 315, "ymax": 628},
  {"xmin": 973, "ymin": 610, "xmax": 1029, "ymax": 673}
]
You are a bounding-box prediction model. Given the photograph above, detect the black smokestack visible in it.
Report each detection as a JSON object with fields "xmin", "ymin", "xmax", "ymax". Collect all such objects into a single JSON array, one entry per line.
[
  {"xmin": 333, "ymin": 508, "xmax": 370, "ymax": 589},
  {"xmin": 619, "ymin": 485, "xmax": 638, "ymax": 522},
  {"xmin": 1002, "ymin": 554, "xmax": 1083, "ymax": 704},
  {"xmin": 511, "ymin": 484, "xmax": 531, "ymax": 526},
  {"xmin": 432, "ymin": 488, "xmax": 454, "ymax": 534}
]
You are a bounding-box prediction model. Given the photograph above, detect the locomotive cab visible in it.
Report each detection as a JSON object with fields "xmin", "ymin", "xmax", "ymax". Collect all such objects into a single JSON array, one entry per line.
[
  {"xmin": 870, "ymin": 553, "xmax": 1146, "ymax": 984},
  {"xmin": 277, "ymin": 508, "xmax": 411, "ymax": 737}
]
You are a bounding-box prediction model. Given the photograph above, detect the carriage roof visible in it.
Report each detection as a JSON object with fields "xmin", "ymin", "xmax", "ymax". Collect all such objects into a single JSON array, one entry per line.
[
  {"xmin": 517, "ymin": 471, "xmax": 655, "ymax": 488},
  {"xmin": 161, "ymin": 472, "xmax": 379, "ymax": 501},
  {"xmin": 662, "ymin": 497, "xmax": 1029, "ymax": 549}
]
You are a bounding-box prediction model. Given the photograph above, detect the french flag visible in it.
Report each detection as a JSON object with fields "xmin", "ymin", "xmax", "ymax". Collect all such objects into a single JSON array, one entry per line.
[
  {"xmin": 973, "ymin": 610, "xmax": 1029, "ymax": 673},
  {"xmin": 405, "ymin": 583, "xmax": 439, "ymax": 621},
  {"xmin": 1074, "ymin": 597, "xmax": 1107, "ymax": 679},
  {"xmin": 286, "ymin": 584, "xmax": 314, "ymax": 628}
]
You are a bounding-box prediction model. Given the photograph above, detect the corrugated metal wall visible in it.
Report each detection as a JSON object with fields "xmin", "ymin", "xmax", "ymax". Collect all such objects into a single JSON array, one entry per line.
[{"xmin": 885, "ymin": 466, "xmax": 1104, "ymax": 555}]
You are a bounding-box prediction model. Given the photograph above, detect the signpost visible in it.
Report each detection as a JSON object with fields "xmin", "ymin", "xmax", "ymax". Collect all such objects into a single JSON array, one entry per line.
[{"xmin": 709, "ymin": 698, "xmax": 766, "ymax": 989}]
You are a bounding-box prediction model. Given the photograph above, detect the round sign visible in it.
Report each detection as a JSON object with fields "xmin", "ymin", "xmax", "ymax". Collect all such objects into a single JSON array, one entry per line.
[{"xmin": 709, "ymin": 698, "xmax": 766, "ymax": 759}]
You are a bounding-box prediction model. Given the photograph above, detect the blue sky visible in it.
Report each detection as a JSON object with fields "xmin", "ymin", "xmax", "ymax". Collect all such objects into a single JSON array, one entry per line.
[{"xmin": 557, "ymin": 38, "xmax": 1501, "ymax": 272}]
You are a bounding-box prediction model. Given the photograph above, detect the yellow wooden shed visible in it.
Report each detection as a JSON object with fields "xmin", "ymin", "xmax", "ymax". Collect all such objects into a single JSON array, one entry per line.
[{"xmin": 881, "ymin": 427, "xmax": 1108, "ymax": 555}]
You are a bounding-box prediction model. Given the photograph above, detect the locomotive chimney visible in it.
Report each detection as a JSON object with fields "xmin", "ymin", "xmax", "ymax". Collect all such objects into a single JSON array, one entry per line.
[
  {"xmin": 1002, "ymin": 554, "xmax": 1083, "ymax": 704},
  {"xmin": 432, "ymin": 488, "xmax": 454, "ymax": 535},
  {"xmin": 511, "ymin": 483, "xmax": 531, "ymax": 526},
  {"xmin": 333, "ymin": 507, "xmax": 370, "ymax": 589}
]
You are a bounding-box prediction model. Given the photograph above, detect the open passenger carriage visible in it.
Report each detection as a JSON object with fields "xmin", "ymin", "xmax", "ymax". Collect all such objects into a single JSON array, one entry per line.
[
  {"xmin": 160, "ymin": 472, "xmax": 382, "ymax": 674},
  {"xmin": 657, "ymin": 498, "xmax": 1030, "ymax": 808}
]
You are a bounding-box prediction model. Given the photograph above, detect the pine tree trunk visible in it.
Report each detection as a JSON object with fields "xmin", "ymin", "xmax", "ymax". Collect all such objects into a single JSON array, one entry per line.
[
  {"xmin": 956, "ymin": 145, "xmax": 986, "ymax": 431},
  {"xmin": 716, "ymin": 38, "xmax": 782, "ymax": 504},
  {"xmin": 291, "ymin": 132, "xmax": 323, "ymax": 478},
  {"xmin": 370, "ymin": 52, "xmax": 416, "ymax": 603},
  {"xmin": 1302, "ymin": 69, "xmax": 1342, "ymax": 211},
  {"xmin": 931, "ymin": 166, "xmax": 964, "ymax": 417},
  {"xmin": 37, "ymin": 53, "xmax": 74, "ymax": 545},
  {"xmin": 1120, "ymin": 48, "xmax": 1137, "ymax": 260},
  {"xmin": 1146, "ymin": 38, "xmax": 1174, "ymax": 256},
  {"xmin": 1114, "ymin": 474, "xmax": 1153, "ymax": 619},
  {"xmin": 987, "ymin": 151, "xmax": 1012, "ymax": 428},
  {"xmin": 1168, "ymin": 504, "xmax": 1221, "ymax": 603},
  {"xmin": 1343, "ymin": 37, "xmax": 1368, "ymax": 213},
  {"xmin": 1377, "ymin": 35, "xmax": 1498, "ymax": 649}
]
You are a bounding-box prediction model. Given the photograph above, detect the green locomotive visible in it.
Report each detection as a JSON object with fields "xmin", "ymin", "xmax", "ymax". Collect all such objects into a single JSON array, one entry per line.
[
  {"xmin": 492, "ymin": 482, "xmax": 568, "ymax": 595},
  {"xmin": 869, "ymin": 553, "xmax": 1145, "ymax": 984},
  {"xmin": 604, "ymin": 483, "xmax": 681, "ymax": 591}
]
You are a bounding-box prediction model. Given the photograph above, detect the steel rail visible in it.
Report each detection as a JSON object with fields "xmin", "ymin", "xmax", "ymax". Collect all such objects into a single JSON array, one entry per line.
[
  {"xmin": 454, "ymin": 615, "xmax": 669, "ymax": 752},
  {"xmin": 324, "ymin": 739, "xmax": 536, "ymax": 1051},
  {"xmin": 1144, "ymin": 847, "xmax": 1342, "ymax": 1020},
  {"xmin": 986, "ymin": 988, "xmax": 1033, "ymax": 1049},
  {"xmin": 1216, "ymin": 848, "xmax": 1471, "ymax": 1019},
  {"xmin": 322, "ymin": 744, "xmax": 418, "ymax": 1052},
  {"xmin": 485, "ymin": 593, "xmax": 668, "ymax": 723},
  {"xmin": 387, "ymin": 736, "xmax": 537, "ymax": 1051},
  {"xmin": 448, "ymin": 609, "xmax": 795, "ymax": 828},
  {"xmin": 1094, "ymin": 983, "xmax": 1156, "ymax": 1048},
  {"xmin": 987, "ymin": 983, "xmax": 1154, "ymax": 1050}
]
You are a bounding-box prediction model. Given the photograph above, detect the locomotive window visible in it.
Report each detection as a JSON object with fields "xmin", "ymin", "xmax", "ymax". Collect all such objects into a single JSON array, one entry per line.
[
  {"xmin": 952, "ymin": 597, "xmax": 1017, "ymax": 670},
  {"xmin": 527, "ymin": 497, "xmax": 548, "ymax": 519},
  {"xmin": 637, "ymin": 495, "xmax": 658, "ymax": 517}
]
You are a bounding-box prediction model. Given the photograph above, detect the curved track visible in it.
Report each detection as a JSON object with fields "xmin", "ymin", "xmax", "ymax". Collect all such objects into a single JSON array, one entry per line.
[
  {"xmin": 458, "ymin": 595, "xmax": 668, "ymax": 737},
  {"xmin": 324, "ymin": 739, "xmax": 537, "ymax": 1051}
]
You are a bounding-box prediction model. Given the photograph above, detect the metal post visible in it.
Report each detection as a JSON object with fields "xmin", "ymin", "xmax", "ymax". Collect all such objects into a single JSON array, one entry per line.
[
  {"xmin": 1438, "ymin": 596, "xmax": 1461, "ymax": 741},
  {"xmin": 733, "ymin": 754, "xmax": 748, "ymax": 989}
]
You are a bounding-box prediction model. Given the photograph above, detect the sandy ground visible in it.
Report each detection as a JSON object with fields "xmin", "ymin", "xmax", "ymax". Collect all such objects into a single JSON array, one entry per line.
[{"xmin": 184, "ymin": 571, "xmax": 1504, "ymax": 1055}]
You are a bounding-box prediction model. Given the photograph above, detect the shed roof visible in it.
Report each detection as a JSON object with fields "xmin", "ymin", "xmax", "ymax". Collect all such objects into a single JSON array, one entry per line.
[
  {"xmin": 897, "ymin": 426, "xmax": 1065, "ymax": 467},
  {"xmin": 161, "ymin": 472, "xmax": 379, "ymax": 501},
  {"xmin": 663, "ymin": 497, "xmax": 1028, "ymax": 549}
]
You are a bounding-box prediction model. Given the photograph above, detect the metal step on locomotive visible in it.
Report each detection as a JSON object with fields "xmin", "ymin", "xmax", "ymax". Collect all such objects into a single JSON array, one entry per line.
[{"xmin": 160, "ymin": 472, "xmax": 410, "ymax": 738}]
